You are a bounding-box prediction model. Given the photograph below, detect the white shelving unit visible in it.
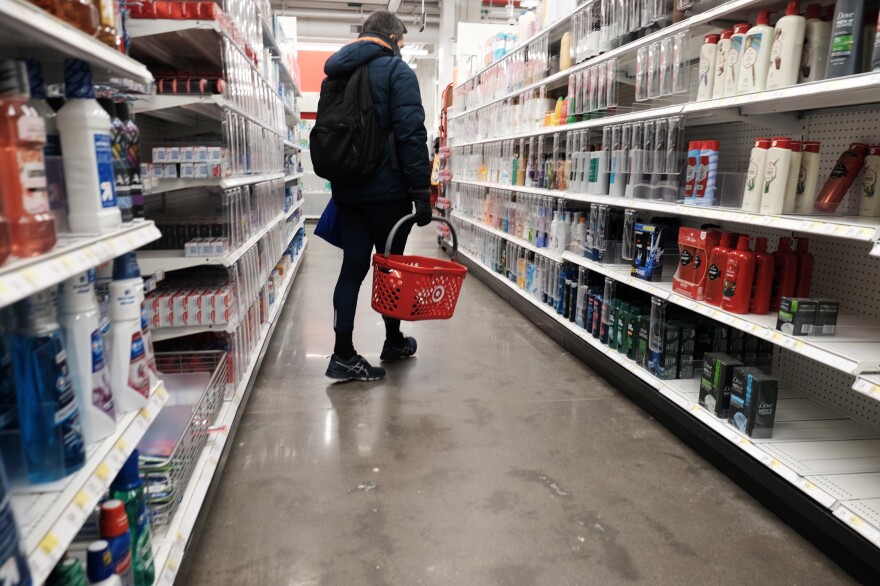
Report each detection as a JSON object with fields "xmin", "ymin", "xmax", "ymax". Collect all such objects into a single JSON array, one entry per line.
[
  {"xmin": 0, "ymin": 222, "xmax": 161, "ymax": 308},
  {"xmin": 144, "ymin": 173, "xmax": 286, "ymax": 196},
  {"xmin": 12, "ymin": 384, "xmax": 168, "ymax": 585},
  {"xmin": 0, "ymin": 0, "xmax": 152, "ymax": 84},
  {"xmin": 151, "ymin": 240, "xmax": 307, "ymax": 585},
  {"xmin": 447, "ymin": 0, "xmax": 880, "ymax": 576},
  {"xmin": 449, "ymin": 239, "xmax": 880, "ymax": 551}
]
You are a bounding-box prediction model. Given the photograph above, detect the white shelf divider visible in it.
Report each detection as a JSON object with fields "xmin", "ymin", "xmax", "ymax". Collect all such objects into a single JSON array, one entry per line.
[
  {"xmin": 151, "ymin": 240, "xmax": 307, "ymax": 585},
  {"xmin": 0, "ymin": 221, "xmax": 161, "ymax": 308},
  {"xmin": 12, "ymin": 383, "xmax": 169, "ymax": 585}
]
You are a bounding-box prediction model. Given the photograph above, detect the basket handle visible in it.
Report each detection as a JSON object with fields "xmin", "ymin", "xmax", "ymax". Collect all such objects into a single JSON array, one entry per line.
[{"xmin": 384, "ymin": 214, "xmax": 459, "ymax": 260}]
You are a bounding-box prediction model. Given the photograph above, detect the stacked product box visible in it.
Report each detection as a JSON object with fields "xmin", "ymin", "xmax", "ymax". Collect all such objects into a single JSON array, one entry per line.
[{"xmin": 145, "ymin": 285, "xmax": 238, "ymax": 328}]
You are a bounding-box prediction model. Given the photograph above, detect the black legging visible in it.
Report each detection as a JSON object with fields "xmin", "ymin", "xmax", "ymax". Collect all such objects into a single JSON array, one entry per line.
[{"xmin": 333, "ymin": 199, "xmax": 413, "ymax": 339}]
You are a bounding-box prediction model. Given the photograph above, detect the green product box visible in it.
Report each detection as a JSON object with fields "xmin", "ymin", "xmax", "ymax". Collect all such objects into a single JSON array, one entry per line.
[
  {"xmin": 608, "ymin": 300, "xmax": 621, "ymax": 350},
  {"xmin": 636, "ymin": 316, "xmax": 651, "ymax": 367},
  {"xmin": 677, "ymin": 321, "xmax": 697, "ymax": 379},
  {"xmin": 617, "ymin": 302, "xmax": 631, "ymax": 355},
  {"xmin": 654, "ymin": 323, "xmax": 681, "ymax": 381},
  {"xmin": 777, "ymin": 297, "xmax": 818, "ymax": 336},
  {"xmin": 728, "ymin": 367, "xmax": 779, "ymax": 439},
  {"xmin": 699, "ymin": 353, "xmax": 743, "ymax": 418}
]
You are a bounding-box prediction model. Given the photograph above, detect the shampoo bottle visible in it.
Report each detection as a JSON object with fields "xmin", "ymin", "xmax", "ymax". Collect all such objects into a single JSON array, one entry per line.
[
  {"xmin": 0, "ymin": 59, "xmax": 56, "ymax": 257},
  {"xmin": 712, "ymin": 30, "xmax": 733, "ymax": 99},
  {"xmin": 723, "ymin": 23, "xmax": 752, "ymax": 96},
  {"xmin": 704, "ymin": 232, "xmax": 737, "ymax": 306},
  {"xmin": 738, "ymin": 11, "xmax": 775, "ymax": 94},
  {"xmin": 58, "ymin": 270, "xmax": 115, "ymax": 444},
  {"xmin": 794, "ymin": 141, "xmax": 821, "ymax": 214},
  {"xmin": 108, "ymin": 272, "xmax": 150, "ymax": 412},
  {"xmin": 794, "ymin": 237, "xmax": 814, "ymax": 296},
  {"xmin": 56, "ymin": 59, "xmax": 122, "ymax": 234},
  {"xmin": 826, "ymin": 0, "xmax": 865, "ymax": 78},
  {"xmin": 697, "ymin": 34, "xmax": 720, "ymax": 101},
  {"xmin": 800, "ymin": 4, "xmax": 832, "ymax": 82},
  {"xmin": 12, "ymin": 289, "xmax": 85, "ymax": 483},
  {"xmin": 721, "ymin": 236, "xmax": 757, "ymax": 314},
  {"xmin": 760, "ymin": 136, "xmax": 793, "ymax": 215},
  {"xmin": 767, "ymin": 1, "xmax": 807, "ymax": 89},
  {"xmin": 860, "ymin": 145, "xmax": 880, "ymax": 216},
  {"xmin": 110, "ymin": 450, "xmax": 155, "ymax": 586},
  {"xmin": 742, "ymin": 138, "xmax": 771, "ymax": 212},
  {"xmin": 99, "ymin": 500, "xmax": 135, "ymax": 586},
  {"xmin": 782, "ymin": 140, "xmax": 803, "ymax": 213},
  {"xmin": 749, "ymin": 238, "xmax": 776, "ymax": 314},
  {"xmin": 771, "ymin": 236, "xmax": 799, "ymax": 310},
  {"xmin": 814, "ymin": 143, "xmax": 869, "ymax": 213}
]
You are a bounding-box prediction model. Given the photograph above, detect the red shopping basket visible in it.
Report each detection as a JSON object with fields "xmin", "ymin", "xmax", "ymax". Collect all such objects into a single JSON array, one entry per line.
[{"xmin": 371, "ymin": 214, "xmax": 467, "ymax": 321}]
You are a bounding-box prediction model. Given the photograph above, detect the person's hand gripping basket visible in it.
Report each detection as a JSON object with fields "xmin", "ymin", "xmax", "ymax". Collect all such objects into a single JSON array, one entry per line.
[{"xmin": 371, "ymin": 215, "xmax": 467, "ymax": 321}]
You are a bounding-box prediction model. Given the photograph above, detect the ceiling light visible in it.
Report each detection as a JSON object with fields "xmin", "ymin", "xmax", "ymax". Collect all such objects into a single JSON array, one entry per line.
[{"xmin": 401, "ymin": 47, "xmax": 429, "ymax": 56}]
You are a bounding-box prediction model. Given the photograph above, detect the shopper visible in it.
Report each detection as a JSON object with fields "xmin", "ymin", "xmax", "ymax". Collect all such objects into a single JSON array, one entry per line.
[{"xmin": 321, "ymin": 10, "xmax": 432, "ymax": 382}]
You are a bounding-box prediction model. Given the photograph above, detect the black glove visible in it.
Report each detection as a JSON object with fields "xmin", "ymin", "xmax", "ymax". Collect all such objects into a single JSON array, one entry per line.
[{"xmin": 411, "ymin": 188, "xmax": 432, "ymax": 227}]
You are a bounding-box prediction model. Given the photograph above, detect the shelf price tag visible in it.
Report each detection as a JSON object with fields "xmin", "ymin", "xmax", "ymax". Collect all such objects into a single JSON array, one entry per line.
[
  {"xmin": 73, "ymin": 490, "xmax": 90, "ymax": 510},
  {"xmin": 38, "ymin": 533, "xmax": 59, "ymax": 555},
  {"xmin": 94, "ymin": 462, "xmax": 110, "ymax": 481}
]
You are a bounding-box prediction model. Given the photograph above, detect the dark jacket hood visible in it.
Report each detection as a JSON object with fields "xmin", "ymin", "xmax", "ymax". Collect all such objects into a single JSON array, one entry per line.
[{"xmin": 324, "ymin": 33, "xmax": 400, "ymax": 77}]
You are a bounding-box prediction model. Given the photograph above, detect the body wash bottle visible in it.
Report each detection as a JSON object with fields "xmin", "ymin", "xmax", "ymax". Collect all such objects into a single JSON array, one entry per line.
[
  {"xmin": 721, "ymin": 236, "xmax": 757, "ymax": 314},
  {"xmin": 799, "ymin": 4, "xmax": 832, "ymax": 83},
  {"xmin": 738, "ymin": 12, "xmax": 775, "ymax": 95},
  {"xmin": 767, "ymin": 1, "xmax": 807, "ymax": 89},
  {"xmin": 697, "ymin": 34, "xmax": 720, "ymax": 101},
  {"xmin": 860, "ymin": 145, "xmax": 880, "ymax": 216},
  {"xmin": 742, "ymin": 138, "xmax": 771, "ymax": 212},
  {"xmin": 782, "ymin": 140, "xmax": 803, "ymax": 213},
  {"xmin": 795, "ymin": 141, "xmax": 821, "ymax": 214},
  {"xmin": 826, "ymin": 0, "xmax": 865, "ymax": 78},
  {"xmin": 712, "ymin": 30, "xmax": 733, "ymax": 99},
  {"xmin": 12, "ymin": 289, "xmax": 86, "ymax": 483},
  {"xmin": 760, "ymin": 137, "xmax": 793, "ymax": 215},
  {"xmin": 724, "ymin": 24, "xmax": 753, "ymax": 96}
]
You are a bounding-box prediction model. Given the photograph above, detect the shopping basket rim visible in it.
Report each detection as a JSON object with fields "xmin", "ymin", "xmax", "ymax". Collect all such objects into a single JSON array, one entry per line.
[{"xmin": 373, "ymin": 253, "xmax": 468, "ymax": 276}]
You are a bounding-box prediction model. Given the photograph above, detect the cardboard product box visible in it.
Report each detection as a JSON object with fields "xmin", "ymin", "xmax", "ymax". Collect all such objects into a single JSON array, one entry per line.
[
  {"xmin": 651, "ymin": 322, "xmax": 681, "ymax": 380},
  {"xmin": 678, "ymin": 321, "xmax": 697, "ymax": 379},
  {"xmin": 182, "ymin": 146, "xmax": 195, "ymax": 162},
  {"xmin": 160, "ymin": 291, "xmax": 175, "ymax": 328},
  {"xmin": 699, "ymin": 353, "xmax": 744, "ymax": 417},
  {"xmin": 195, "ymin": 146, "xmax": 208, "ymax": 162},
  {"xmin": 631, "ymin": 223, "xmax": 664, "ymax": 282},
  {"xmin": 636, "ymin": 316, "xmax": 651, "ymax": 367},
  {"xmin": 728, "ymin": 328, "xmax": 746, "ymax": 362},
  {"xmin": 672, "ymin": 227, "xmax": 721, "ymax": 300},
  {"xmin": 743, "ymin": 334, "xmax": 760, "ymax": 366},
  {"xmin": 163, "ymin": 164, "xmax": 178, "ymax": 178},
  {"xmin": 152, "ymin": 147, "xmax": 167, "ymax": 163},
  {"xmin": 179, "ymin": 162, "xmax": 195, "ymax": 178},
  {"xmin": 172, "ymin": 290, "xmax": 189, "ymax": 325},
  {"xmin": 711, "ymin": 323, "xmax": 729, "ymax": 353},
  {"xmin": 166, "ymin": 146, "xmax": 181, "ymax": 163},
  {"xmin": 777, "ymin": 297, "xmax": 818, "ymax": 336},
  {"xmin": 728, "ymin": 368, "xmax": 778, "ymax": 439},
  {"xmin": 813, "ymin": 300, "xmax": 840, "ymax": 336},
  {"xmin": 194, "ymin": 163, "xmax": 209, "ymax": 178}
]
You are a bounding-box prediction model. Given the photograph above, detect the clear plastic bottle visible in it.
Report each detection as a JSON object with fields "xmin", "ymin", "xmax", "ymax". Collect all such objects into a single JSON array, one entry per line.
[{"xmin": 0, "ymin": 59, "xmax": 56, "ymax": 257}]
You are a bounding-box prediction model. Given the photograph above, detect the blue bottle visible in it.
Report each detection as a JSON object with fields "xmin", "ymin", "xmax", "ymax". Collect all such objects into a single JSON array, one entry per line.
[
  {"xmin": 12, "ymin": 289, "xmax": 85, "ymax": 484},
  {"xmin": 0, "ymin": 458, "xmax": 32, "ymax": 585},
  {"xmin": 87, "ymin": 540, "xmax": 122, "ymax": 586}
]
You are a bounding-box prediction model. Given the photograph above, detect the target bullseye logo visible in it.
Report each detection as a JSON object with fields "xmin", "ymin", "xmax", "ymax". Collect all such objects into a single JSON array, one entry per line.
[{"xmin": 431, "ymin": 284, "xmax": 446, "ymax": 303}]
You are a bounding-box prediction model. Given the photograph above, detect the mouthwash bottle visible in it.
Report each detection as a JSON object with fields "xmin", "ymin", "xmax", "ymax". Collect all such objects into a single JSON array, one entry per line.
[{"xmin": 12, "ymin": 288, "xmax": 85, "ymax": 483}]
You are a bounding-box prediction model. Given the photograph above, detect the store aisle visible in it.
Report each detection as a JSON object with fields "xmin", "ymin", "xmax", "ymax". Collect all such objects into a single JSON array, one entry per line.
[{"xmin": 184, "ymin": 226, "xmax": 853, "ymax": 585}]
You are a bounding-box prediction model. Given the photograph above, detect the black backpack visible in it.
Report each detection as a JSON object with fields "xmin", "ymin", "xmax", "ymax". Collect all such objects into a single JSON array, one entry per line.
[{"xmin": 310, "ymin": 55, "xmax": 396, "ymax": 187}]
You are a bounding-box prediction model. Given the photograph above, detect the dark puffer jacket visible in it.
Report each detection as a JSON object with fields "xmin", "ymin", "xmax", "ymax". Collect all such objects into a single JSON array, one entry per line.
[{"xmin": 322, "ymin": 32, "xmax": 430, "ymax": 203}]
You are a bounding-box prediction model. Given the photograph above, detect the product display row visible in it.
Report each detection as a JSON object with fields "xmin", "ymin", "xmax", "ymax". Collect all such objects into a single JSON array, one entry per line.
[
  {"xmin": 451, "ymin": 121, "xmax": 880, "ymax": 219},
  {"xmin": 454, "ymin": 0, "xmax": 880, "ymax": 117}
]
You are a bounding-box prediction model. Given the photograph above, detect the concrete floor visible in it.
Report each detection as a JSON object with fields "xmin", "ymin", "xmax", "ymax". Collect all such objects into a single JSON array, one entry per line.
[{"xmin": 184, "ymin": 226, "xmax": 854, "ymax": 585}]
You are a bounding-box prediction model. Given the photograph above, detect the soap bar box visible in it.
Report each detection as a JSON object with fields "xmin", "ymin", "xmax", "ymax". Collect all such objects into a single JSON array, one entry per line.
[
  {"xmin": 776, "ymin": 298, "xmax": 817, "ymax": 335},
  {"xmin": 728, "ymin": 367, "xmax": 778, "ymax": 439},
  {"xmin": 700, "ymin": 353, "xmax": 743, "ymax": 418}
]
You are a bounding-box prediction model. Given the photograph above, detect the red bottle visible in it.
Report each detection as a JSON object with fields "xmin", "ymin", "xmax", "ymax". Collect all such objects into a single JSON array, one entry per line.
[
  {"xmin": 721, "ymin": 236, "xmax": 757, "ymax": 314},
  {"xmin": 795, "ymin": 237, "xmax": 814, "ymax": 296},
  {"xmin": 814, "ymin": 143, "xmax": 870, "ymax": 213},
  {"xmin": 771, "ymin": 236, "xmax": 798, "ymax": 310},
  {"xmin": 749, "ymin": 237, "xmax": 775, "ymax": 314},
  {"xmin": 704, "ymin": 232, "xmax": 737, "ymax": 306}
]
